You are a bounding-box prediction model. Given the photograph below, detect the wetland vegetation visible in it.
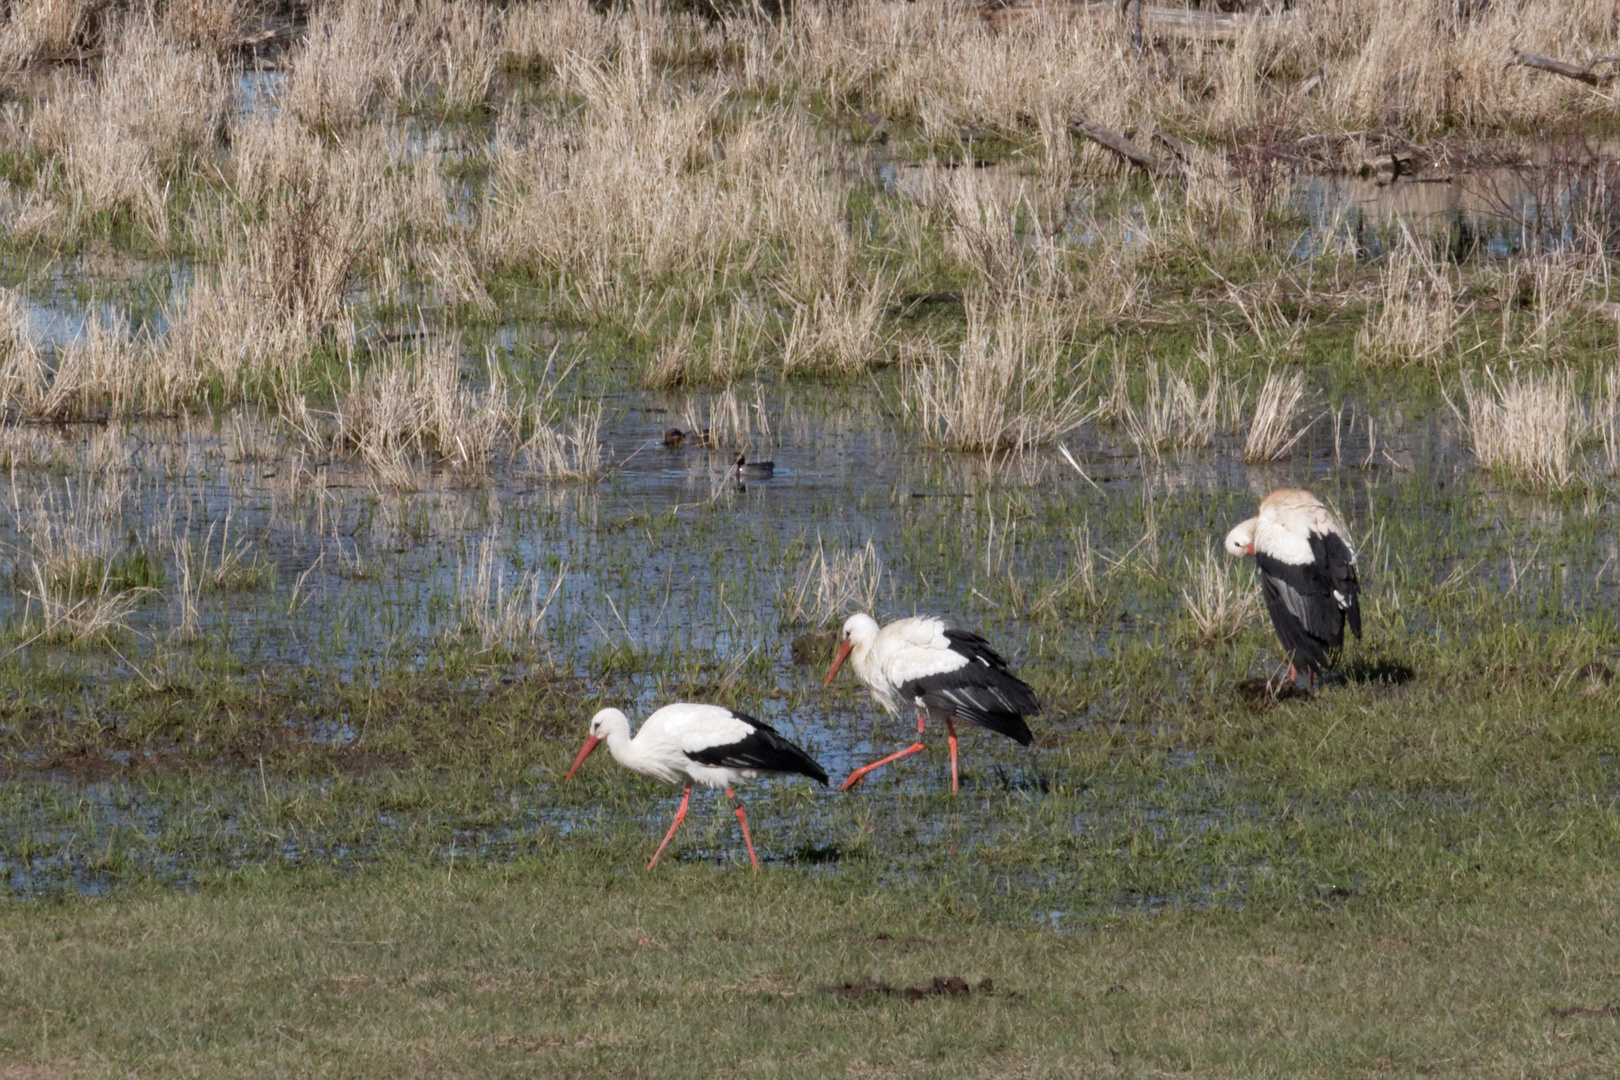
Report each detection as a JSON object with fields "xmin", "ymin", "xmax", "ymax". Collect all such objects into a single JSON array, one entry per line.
[{"xmin": 2, "ymin": 0, "xmax": 1620, "ymax": 1074}]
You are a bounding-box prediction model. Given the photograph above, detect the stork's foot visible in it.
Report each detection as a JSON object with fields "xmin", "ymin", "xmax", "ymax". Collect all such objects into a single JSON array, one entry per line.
[{"xmin": 839, "ymin": 742, "xmax": 926, "ymax": 791}]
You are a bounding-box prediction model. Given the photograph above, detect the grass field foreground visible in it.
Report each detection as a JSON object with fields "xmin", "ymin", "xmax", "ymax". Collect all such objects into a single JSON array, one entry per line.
[{"xmin": 4, "ymin": 860, "xmax": 1620, "ymax": 1077}]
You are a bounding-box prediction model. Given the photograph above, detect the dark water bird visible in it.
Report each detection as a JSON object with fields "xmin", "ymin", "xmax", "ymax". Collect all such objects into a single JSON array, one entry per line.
[
  {"xmin": 734, "ymin": 453, "xmax": 775, "ymax": 481},
  {"xmin": 663, "ymin": 427, "xmax": 713, "ymax": 447},
  {"xmin": 565, "ymin": 704, "xmax": 827, "ymax": 870},
  {"xmin": 1225, "ymin": 488, "xmax": 1361, "ymax": 686},
  {"xmin": 824, "ymin": 614, "xmax": 1038, "ymax": 793}
]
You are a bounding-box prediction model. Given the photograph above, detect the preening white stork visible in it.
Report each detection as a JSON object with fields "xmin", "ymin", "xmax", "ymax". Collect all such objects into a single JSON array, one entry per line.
[
  {"xmin": 1224, "ymin": 488, "xmax": 1361, "ymax": 684},
  {"xmin": 823, "ymin": 614, "xmax": 1039, "ymax": 793},
  {"xmin": 564, "ymin": 704, "xmax": 828, "ymax": 870}
]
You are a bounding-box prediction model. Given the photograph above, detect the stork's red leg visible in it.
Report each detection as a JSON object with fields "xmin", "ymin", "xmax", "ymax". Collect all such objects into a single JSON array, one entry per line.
[
  {"xmin": 646, "ymin": 784, "xmax": 692, "ymax": 870},
  {"xmin": 726, "ymin": 786, "xmax": 760, "ymax": 870},
  {"xmin": 839, "ymin": 742, "xmax": 926, "ymax": 791},
  {"xmin": 945, "ymin": 716, "xmax": 959, "ymax": 793}
]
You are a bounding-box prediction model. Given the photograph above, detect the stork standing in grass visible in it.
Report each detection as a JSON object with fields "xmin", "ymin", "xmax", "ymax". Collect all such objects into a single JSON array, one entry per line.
[
  {"xmin": 823, "ymin": 614, "xmax": 1038, "ymax": 793},
  {"xmin": 1224, "ymin": 488, "xmax": 1361, "ymax": 685},
  {"xmin": 564, "ymin": 704, "xmax": 827, "ymax": 870}
]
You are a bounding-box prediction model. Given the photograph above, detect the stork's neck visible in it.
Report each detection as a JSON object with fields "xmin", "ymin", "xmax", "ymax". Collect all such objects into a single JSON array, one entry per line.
[
  {"xmin": 601, "ymin": 721, "xmax": 645, "ymax": 772},
  {"xmin": 849, "ymin": 638, "xmax": 901, "ymax": 714}
]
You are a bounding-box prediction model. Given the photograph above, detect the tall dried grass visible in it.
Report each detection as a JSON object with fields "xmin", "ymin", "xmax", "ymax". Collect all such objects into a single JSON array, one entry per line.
[
  {"xmin": 23, "ymin": 18, "xmax": 228, "ymax": 238},
  {"xmin": 453, "ymin": 535, "xmax": 567, "ymax": 652},
  {"xmin": 1596, "ymin": 365, "xmax": 1620, "ymax": 477},
  {"xmin": 1455, "ymin": 367, "xmax": 1584, "ymax": 489},
  {"xmin": 780, "ymin": 536, "xmax": 882, "ymax": 627},
  {"xmin": 481, "ymin": 60, "xmax": 859, "ymax": 341},
  {"xmin": 1356, "ymin": 235, "xmax": 1458, "ymax": 365},
  {"xmin": 0, "ymin": 0, "xmax": 102, "ymax": 71},
  {"xmin": 284, "ymin": 0, "xmax": 499, "ymax": 129},
  {"xmin": 904, "ymin": 299, "xmax": 1088, "ymax": 452},
  {"xmin": 1182, "ymin": 541, "xmax": 1261, "ymax": 643},
  {"xmin": 329, "ymin": 338, "xmax": 519, "ymax": 479},
  {"xmin": 761, "ymin": 0, "xmax": 1618, "ymax": 163},
  {"xmin": 1122, "ymin": 352, "xmax": 1238, "ymax": 462},
  {"xmin": 1243, "ymin": 368, "xmax": 1312, "ymax": 463}
]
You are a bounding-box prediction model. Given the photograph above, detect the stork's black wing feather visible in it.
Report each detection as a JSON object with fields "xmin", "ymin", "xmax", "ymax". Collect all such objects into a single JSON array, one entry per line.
[
  {"xmin": 899, "ymin": 630, "xmax": 1039, "ymax": 745},
  {"xmin": 683, "ymin": 712, "xmax": 829, "ymax": 784},
  {"xmin": 1255, "ymin": 550, "xmax": 1350, "ymax": 676},
  {"xmin": 1311, "ymin": 531, "xmax": 1362, "ymax": 639}
]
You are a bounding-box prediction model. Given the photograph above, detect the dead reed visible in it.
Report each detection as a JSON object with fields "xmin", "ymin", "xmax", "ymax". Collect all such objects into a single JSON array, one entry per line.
[
  {"xmin": 1356, "ymin": 235, "xmax": 1458, "ymax": 365},
  {"xmin": 1455, "ymin": 367, "xmax": 1584, "ymax": 489},
  {"xmin": 780, "ymin": 536, "xmax": 883, "ymax": 627},
  {"xmin": 453, "ymin": 535, "xmax": 567, "ymax": 652},
  {"xmin": 903, "ymin": 299, "xmax": 1088, "ymax": 452},
  {"xmin": 1121, "ymin": 349, "xmax": 1238, "ymax": 462},
  {"xmin": 1242, "ymin": 368, "xmax": 1312, "ymax": 463},
  {"xmin": 1181, "ymin": 541, "xmax": 1260, "ymax": 643}
]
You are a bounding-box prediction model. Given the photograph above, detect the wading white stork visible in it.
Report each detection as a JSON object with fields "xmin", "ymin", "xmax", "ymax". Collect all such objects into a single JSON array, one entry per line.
[
  {"xmin": 1224, "ymin": 488, "xmax": 1361, "ymax": 685},
  {"xmin": 564, "ymin": 704, "xmax": 828, "ymax": 870},
  {"xmin": 823, "ymin": 614, "xmax": 1038, "ymax": 793}
]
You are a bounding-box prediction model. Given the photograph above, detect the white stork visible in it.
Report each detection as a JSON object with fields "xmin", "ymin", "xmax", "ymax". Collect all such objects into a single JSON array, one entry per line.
[
  {"xmin": 823, "ymin": 614, "xmax": 1039, "ymax": 793},
  {"xmin": 1224, "ymin": 488, "xmax": 1362, "ymax": 685},
  {"xmin": 564, "ymin": 704, "xmax": 828, "ymax": 870}
]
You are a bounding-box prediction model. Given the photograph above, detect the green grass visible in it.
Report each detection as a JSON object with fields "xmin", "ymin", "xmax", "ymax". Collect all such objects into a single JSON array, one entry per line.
[
  {"xmin": 3, "ymin": 857, "xmax": 1618, "ymax": 1077},
  {"xmin": 5, "ymin": 21, "xmax": 1620, "ymax": 1075}
]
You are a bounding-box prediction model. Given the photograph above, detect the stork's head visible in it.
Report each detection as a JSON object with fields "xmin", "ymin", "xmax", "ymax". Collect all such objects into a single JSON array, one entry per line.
[
  {"xmin": 1224, "ymin": 518, "xmax": 1258, "ymax": 557},
  {"xmin": 824, "ymin": 613, "xmax": 880, "ymax": 686},
  {"xmin": 566, "ymin": 708, "xmax": 631, "ymax": 779}
]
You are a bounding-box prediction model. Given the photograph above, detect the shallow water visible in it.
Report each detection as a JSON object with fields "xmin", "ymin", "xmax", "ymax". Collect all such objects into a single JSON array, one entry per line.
[
  {"xmin": 0, "ymin": 362, "xmax": 1614, "ymax": 904},
  {"xmin": 4, "ymin": 139, "xmax": 1620, "ymax": 908}
]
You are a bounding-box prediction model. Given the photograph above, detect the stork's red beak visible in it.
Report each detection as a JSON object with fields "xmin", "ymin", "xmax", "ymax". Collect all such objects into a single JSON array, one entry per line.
[
  {"xmin": 823, "ymin": 641, "xmax": 853, "ymax": 687},
  {"xmin": 564, "ymin": 735, "xmax": 602, "ymax": 780},
  {"xmin": 1244, "ymin": 542, "xmax": 1255, "ymax": 556}
]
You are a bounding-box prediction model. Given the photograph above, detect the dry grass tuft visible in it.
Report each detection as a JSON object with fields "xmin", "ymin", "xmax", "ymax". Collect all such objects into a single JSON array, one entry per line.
[
  {"xmin": 452, "ymin": 535, "xmax": 567, "ymax": 652},
  {"xmin": 1356, "ymin": 236, "xmax": 1458, "ymax": 365},
  {"xmin": 19, "ymin": 559, "xmax": 145, "ymax": 646},
  {"xmin": 904, "ymin": 299, "xmax": 1088, "ymax": 452},
  {"xmin": 0, "ymin": 288, "xmax": 45, "ymax": 413},
  {"xmin": 1455, "ymin": 367, "xmax": 1584, "ymax": 489},
  {"xmin": 332, "ymin": 339, "xmax": 517, "ymax": 478},
  {"xmin": 0, "ymin": 0, "xmax": 105, "ymax": 72},
  {"xmin": 9, "ymin": 473, "xmax": 151, "ymax": 646},
  {"xmin": 1595, "ymin": 365, "xmax": 1620, "ymax": 477},
  {"xmin": 780, "ymin": 536, "xmax": 882, "ymax": 627},
  {"xmin": 24, "ymin": 18, "xmax": 228, "ymax": 238},
  {"xmin": 1243, "ymin": 368, "xmax": 1311, "ymax": 463},
  {"xmin": 1181, "ymin": 541, "xmax": 1261, "ymax": 643},
  {"xmin": 779, "ymin": 277, "xmax": 894, "ymax": 376},
  {"xmin": 518, "ymin": 404, "xmax": 605, "ymax": 483},
  {"xmin": 1122, "ymin": 348, "xmax": 1238, "ymax": 462}
]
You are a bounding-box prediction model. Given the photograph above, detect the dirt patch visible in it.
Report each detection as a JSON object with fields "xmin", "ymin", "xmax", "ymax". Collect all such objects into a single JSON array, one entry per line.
[
  {"xmin": 822, "ymin": 975, "xmax": 1008, "ymax": 1001},
  {"xmin": 790, "ymin": 630, "xmax": 837, "ymax": 667},
  {"xmin": 870, "ymin": 932, "xmax": 934, "ymax": 949},
  {"xmin": 1235, "ymin": 678, "xmax": 1312, "ymax": 711}
]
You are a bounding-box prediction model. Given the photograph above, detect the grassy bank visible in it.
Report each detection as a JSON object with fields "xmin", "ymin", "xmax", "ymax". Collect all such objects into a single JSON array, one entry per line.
[{"xmin": 3, "ymin": 858, "xmax": 1618, "ymax": 1077}]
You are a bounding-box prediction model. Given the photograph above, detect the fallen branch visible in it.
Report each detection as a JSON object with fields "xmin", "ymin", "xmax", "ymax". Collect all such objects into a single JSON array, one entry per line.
[
  {"xmin": 1508, "ymin": 51, "xmax": 1620, "ymax": 86},
  {"xmin": 1068, "ymin": 116, "xmax": 1179, "ymax": 178}
]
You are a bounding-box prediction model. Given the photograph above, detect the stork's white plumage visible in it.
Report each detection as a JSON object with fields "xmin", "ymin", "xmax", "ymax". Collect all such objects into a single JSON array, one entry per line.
[
  {"xmin": 1225, "ymin": 488, "xmax": 1361, "ymax": 684},
  {"xmin": 564, "ymin": 703, "xmax": 827, "ymax": 870},
  {"xmin": 824, "ymin": 614, "xmax": 1038, "ymax": 793}
]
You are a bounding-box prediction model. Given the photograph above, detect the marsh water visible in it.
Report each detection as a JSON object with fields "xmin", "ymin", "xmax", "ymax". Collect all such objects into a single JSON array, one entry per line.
[{"xmin": 4, "ymin": 162, "xmax": 1618, "ymax": 912}]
